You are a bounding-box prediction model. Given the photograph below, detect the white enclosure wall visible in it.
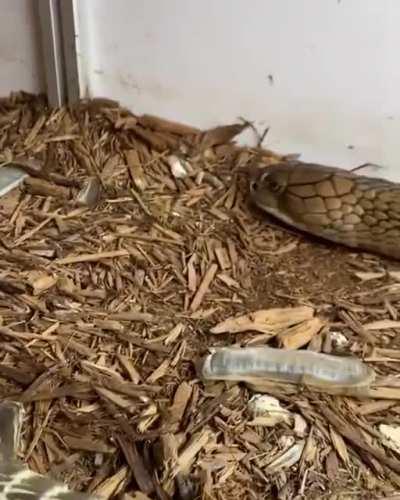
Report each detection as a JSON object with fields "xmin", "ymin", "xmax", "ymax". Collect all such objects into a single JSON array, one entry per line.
[
  {"xmin": 76, "ymin": 0, "xmax": 400, "ymax": 181},
  {"xmin": 1, "ymin": 1, "xmax": 44, "ymax": 95},
  {"xmin": 1, "ymin": 1, "xmax": 399, "ymax": 181}
]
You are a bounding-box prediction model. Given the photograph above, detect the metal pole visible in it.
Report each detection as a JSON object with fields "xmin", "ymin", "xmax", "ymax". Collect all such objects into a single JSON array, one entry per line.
[
  {"xmin": 38, "ymin": 0, "xmax": 81, "ymax": 107},
  {"xmin": 59, "ymin": 0, "xmax": 81, "ymax": 105}
]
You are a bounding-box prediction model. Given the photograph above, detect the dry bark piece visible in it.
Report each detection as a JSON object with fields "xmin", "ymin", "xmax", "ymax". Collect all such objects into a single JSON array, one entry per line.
[
  {"xmin": 338, "ymin": 310, "xmax": 377, "ymax": 344},
  {"xmin": 329, "ymin": 426, "xmax": 350, "ymax": 466},
  {"xmin": 325, "ymin": 450, "xmax": 340, "ymax": 480},
  {"xmin": 131, "ymin": 125, "xmax": 178, "ymax": 151},
  {"xmin": 95, "ymin": 386, "xmax": 133, "ymax": 410},
  {"xmin": 78, "ymin": 96, "xmax": 122, "ymax": 110},
  {"xmin": 170, "ymin": 429, "xmax": 212, "ymax": 478},
  {"xmin": 379, "ymin": 424, "xmax": 400, "ymax": 453},
  {"xmin": 167, "ymin": 382, "xmax": 193, "ymax": 430},
  {"xmin": 277, "ymin": 317, "xmax": 324, "ymax": 349},
  {"xmin": 198, "ymin": 123, "xmax": 249, "ymax": 150},
  {"xmin": 27, "ymin": 272, "xmax": 58, "ymax": 295},
  {"xmin": 55, "ymin": 250, "xmax": 130, "ymax": 265},
  {"xmin": 322, "ymin": 406, "xmax": 400, "ymax": 475},
  {"xmin": 247, "ymin": 376, "xmax": 400, "ymax": 399},
  {"xmin": 107, "ymin": 311, "xmax": 154, "ymax": 322},
  {"xmin": 356, "ymin": 400, "xmax": 397, "ymax": 416},
  {"xmin": 64, "ymin": 435, "xmax": 116, "ymax": 454},
  {"xmin": 0, "ymin": 365, "xmax": 36, "ymax": 385},
  {"xmin": 146, "ymin": 359, "xmax": 170, "ymax": 383},
  {"xmin": 117, "ymin": 355, "xmax": 142, "ymax": 383},
  {"xmin": 164, "ymin": 323, "xmax": 185, "ymax": 345},
  {"xmin": 265, "ymin": 440, "xmax": 305, "ymax": 473},
  {"xmin": 92, "ymin": 465, "xmax": 130, "ymax": 499},
  {"xmin": 137, "ymin": 114, "xmax": 200, "ymax": 135},
  {"xmin": 354, "ymin": 271, "xmax": 386, "ymax": 281},
  {"xmin": 115, "ymin": 436, "xmax": 155, "ymax": 495},
  {"xmin": 125, "ymin": 149, "xmax": 148, "ymax": 191},
  {"xmin": 0, "ymin": 278, "xmax": 26, "ymax": 294},
  {"xmin": 210, "ymin": 306, "xmax": 314, "ymax": 335},
  {"xmin": 23, "ymin": 176, "xmax": 71, "ymax": 199},
  {"xmin": 189, "ymin": 263, "xmax": 218, "ymax": 312},
  {"xmin": 364, "ymin": 319, "xmax": 400, "ymax": 330}
]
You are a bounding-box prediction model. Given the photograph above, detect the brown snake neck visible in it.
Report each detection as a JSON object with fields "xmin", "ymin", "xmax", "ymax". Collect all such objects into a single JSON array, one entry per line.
[{"xmin": 249, "ymin": 161, "xmax": 400, "ymax": 260}]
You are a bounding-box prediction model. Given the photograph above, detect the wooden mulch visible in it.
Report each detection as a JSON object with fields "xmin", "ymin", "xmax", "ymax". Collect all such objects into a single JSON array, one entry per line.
[{"xmin": 1, "ymin": 92, "xmax": 400, "ymax": 499}]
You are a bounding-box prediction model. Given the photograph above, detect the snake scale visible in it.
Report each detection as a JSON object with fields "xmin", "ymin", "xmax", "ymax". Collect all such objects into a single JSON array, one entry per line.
[{"xmin": 249, "ymin": 161, "xmax": 400, "ymax": 259}]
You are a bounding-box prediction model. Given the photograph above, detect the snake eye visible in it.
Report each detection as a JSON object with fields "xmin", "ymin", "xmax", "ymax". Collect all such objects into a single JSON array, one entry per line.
[
  {"xmin": 255, "ymin": 171, "xmax": 284, "ymax": 194},
  {"xmin": 267, "ymin": 179, "xmax": 281, "ymax": 192},
  {"xmin": 260, "ymin": 172, "xmax": 281, "ymax": 193}
]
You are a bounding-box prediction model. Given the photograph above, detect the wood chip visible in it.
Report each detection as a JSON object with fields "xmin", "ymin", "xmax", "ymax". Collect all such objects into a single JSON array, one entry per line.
[
  {"xmin": 167, "ymin": 382, "xmax": 193, "ymax": 430},
  {"xmin": 108, "ymin": 311, "xmax": 154, "ymax": 322},
  {"xmin": 116, "ymin": 437, "xmax": 154, "ymax": 495},
  {"xmin": 277, "ymin": 317, "xmax": 324, "ymax": 349},
  {"xmin": 23, "ymin": 175, "xmax": 71, "ymax": 199},
  {"xmin": 27, "ymin": 272, "xmax": 58, "ymax": 295},
  {"xmin": 189, "ymin": 263, "xmax": 218, "ymax": 312},
  {"xmin": 364, "ymin": 319, "xmax": 400, "ymax": 330},
  {"xmin": 138, "ymin": 114, "xmax": 200, "ymax": 135},
  {"xmin": 199, "ymin": 123, "xmax": 248, "ymax": 150},
  {"xmin": 64, "ymin": 435, "xmax": 116, "ymax": 454},
  {"xmin": 265, "ymin": 440, "xmax": 305, "ymax": 473},
  {"xmin": 55, "ymin": 250, "xmax": 130, "ymax": 265},
  {"xmin": 146, "ymin": 359, "xmax": 170, "ymax": 384},
  {"xmin": 210, "ymin": 306, "xmax": 314, "ymax": 335},
  {"xmin": 92, "ymin": 465, "xmax": 130, "ymax": 499},
  {"xmin": 126, "ymin": 149, "xmax": 147, "ymax": 191},
  {"xmin": 171, "ymin": 429, "xmax": 213, "ymax": 477}
]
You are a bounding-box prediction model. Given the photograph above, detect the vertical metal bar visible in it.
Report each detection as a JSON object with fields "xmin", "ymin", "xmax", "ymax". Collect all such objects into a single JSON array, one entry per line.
[
  {"xmin": 38, "ymin": 0, "xmax": 81, "ymax": 107},
  {"xmin": 38, "ymin": 0, "xmax": 65, "ymax": 106},
  {"xmin": 59, "ymin": 0, "xmax": 81, "ymax": 105}
]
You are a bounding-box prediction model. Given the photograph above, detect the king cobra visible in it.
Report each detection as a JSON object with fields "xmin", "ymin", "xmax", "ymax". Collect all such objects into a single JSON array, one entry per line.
[{"xmin": 249, "ymin": 161, "xmax": 400, "ymax": 259}]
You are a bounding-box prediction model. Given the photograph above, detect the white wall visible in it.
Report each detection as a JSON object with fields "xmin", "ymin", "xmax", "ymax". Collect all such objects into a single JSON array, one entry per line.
[
  {"xmin": 77, "ymin": 0, "xmax": 400, "ymax": 180},
  {"xmin": 0, "ymin": 1, "xmax": 44, "ymax": 95}
]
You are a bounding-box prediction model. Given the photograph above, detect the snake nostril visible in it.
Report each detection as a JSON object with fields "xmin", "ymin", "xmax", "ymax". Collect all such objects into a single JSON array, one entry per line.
[{"xmin": 250, "ymin": 181, "xmax": 257, "ymax": 192}]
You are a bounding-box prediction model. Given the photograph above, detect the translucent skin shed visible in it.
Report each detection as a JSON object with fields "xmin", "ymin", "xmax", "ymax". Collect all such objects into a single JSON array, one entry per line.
[
  {"xmin": 200, "ymin": 346, "xmax": 375, "ymax": 388},
  {"xmin": 249, "ymin": 161, "xmax": 400, "ymax": 259}
]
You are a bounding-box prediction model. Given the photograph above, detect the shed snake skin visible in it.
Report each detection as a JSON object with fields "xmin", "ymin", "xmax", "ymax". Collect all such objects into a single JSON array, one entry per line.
[
  {"xmin": 249, "ymin": 161, "xmax": 400, "ymax": 259},
  {"xmin": 0, "ymin": 402, "xmax": 96, "ymax": 498}
]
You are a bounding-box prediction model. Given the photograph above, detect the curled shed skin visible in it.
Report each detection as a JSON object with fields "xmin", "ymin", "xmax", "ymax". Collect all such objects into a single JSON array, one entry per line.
[{"xmin": 249, "ymin": 161, "xmax": 400, "ymax": 259}]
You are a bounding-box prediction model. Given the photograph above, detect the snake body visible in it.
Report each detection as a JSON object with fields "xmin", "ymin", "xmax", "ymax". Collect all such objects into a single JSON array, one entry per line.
[{"xmin": 249, "ymin": 161, "xmax": 400, "ymax": 259}]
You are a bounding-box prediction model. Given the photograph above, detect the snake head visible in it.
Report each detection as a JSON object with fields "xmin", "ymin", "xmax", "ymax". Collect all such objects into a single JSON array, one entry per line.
[{"xmin": 249, "ymin": 164, "xmax": 290, "ymax": 212}]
